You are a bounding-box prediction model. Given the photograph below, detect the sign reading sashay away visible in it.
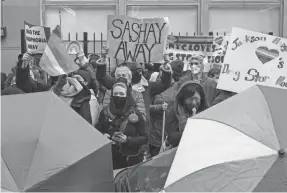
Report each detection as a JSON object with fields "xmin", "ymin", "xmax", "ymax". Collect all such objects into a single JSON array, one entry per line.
[
  {"xmin": 24, "ymin": 21, "xmax": 50, "ymax": 53},
  {"xmin": 166, "ymin": 35, "xmax": 228, "ymax": 71},
  {"xmin": 217, "ymin": 27, "xmax": 287, "ymax": 93},
  {"xmin": 107, "ymin": 15, "xmax": 170, "ymax": 63}
]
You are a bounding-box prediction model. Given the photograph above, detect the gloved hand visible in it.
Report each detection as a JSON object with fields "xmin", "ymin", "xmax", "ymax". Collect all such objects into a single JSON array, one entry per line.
[{"xmin": 18, "ymin": 52, "xmax": 34, "ymax": 69}]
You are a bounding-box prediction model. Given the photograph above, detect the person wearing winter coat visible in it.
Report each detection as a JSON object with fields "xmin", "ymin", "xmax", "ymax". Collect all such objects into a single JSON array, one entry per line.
[
  {"xmin": 16, "ymin": 52, "xmax": 51, "ymax": 93},
  {"xmin": 95, "ymin": 82, "xmax": 148, "ymax": 169},
  {"xmin": 16, "ymin": 52, "xmax": 100, "ymax": 126},
  {"xmin": 165, "ymin": 81, "xmax": 209, "ymax": 148},
  {"xmin": 96, "ymin": 58, "xmax": 172, "ymax": 129}
]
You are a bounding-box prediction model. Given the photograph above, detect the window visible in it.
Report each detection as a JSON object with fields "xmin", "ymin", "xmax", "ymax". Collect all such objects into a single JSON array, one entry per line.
[
  {"xmin": 127, "ymin": 5, "xmax": 198, "ymax": 35},
  {"xmin": 208, "ymin": 5, "xmax": 281, "ymax": 36},
  {"xmin": 44, "ymin": 5, "xmax": 116, "ymax": 40}
]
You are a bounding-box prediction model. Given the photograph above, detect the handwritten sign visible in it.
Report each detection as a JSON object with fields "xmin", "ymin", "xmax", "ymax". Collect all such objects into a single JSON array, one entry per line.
[
  {"xmin": 24, "ymin": 21, "xmax": 50, "ymax": 53},
  {"xmin": 217, "ymin": 27, "xmax": 287, "ymax": 93},
  {"xmin": 165, "ymin": 35, "xmax": 226, "ymax": 72},
  {"xmin": 107, "ymin": 15, "xmax": 169, "ymax": 63}
]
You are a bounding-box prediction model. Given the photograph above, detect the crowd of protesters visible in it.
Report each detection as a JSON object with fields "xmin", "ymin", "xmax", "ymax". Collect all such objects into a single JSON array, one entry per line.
[{"xmin": 1, "ymin": 49, "xmax": 236, "ymax": 170}]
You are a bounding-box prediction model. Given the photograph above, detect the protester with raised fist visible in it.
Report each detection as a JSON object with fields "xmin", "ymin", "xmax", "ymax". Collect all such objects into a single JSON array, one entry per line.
[{"xmin": 16, "ymin": 52, "xmax": 50, "ymax": 93}]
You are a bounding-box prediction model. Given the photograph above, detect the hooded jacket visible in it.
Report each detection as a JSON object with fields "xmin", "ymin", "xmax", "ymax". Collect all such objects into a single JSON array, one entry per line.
[
  {"xmin": 96, "ymin": 63, "xmax": 172, "ymax": 128},
  {"xmin": 95, "ymin": 84, "xmax": 148, "ymax": 156},
  {"xmin": 165, "ymin": 81, "xmax": 209, "ymax": 147}
]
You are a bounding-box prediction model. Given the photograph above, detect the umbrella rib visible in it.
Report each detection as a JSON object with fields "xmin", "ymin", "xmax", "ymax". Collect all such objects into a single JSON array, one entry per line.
[
  {"xmin": 23, "ymin": 93, "xmax": 54, "ymax": 191},
  {"xmin": 257, "ymin": 87, "xmax": 280, "ymax": 149},
  {"xmin": 1, "ymin": 158, "xmax": 20, "ymax": 191}
]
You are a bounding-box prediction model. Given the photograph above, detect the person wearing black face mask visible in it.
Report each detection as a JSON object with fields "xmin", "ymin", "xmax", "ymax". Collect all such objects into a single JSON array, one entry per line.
[
  {"xmin": 95, "ymin": 82, "xmax": 148, "ymax": 170},
  {"xmin": 96, "ymin": 59, "xmax": 172, "ymax": 135}
]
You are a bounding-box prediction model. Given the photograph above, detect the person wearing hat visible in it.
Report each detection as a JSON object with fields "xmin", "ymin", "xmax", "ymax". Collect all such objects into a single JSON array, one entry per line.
[
  {"xmin": 148, "ymin": 59, "xmax": 185, "ymax": 156},
  {"xmin": 95, "ymin": 82, "xmax": 148, "ymax": 169}
]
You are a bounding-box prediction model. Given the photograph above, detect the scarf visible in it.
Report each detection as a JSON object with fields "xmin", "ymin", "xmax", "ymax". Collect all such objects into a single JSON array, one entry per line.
[
  {"xmin": 132, "ymin": 76, "xmax": 149, "ymax": 92},
  {"xmin": 51, "ymin": 77, "xmax": 83, "ymax": 106},
  {"xmin": 109, "ymin": 85, "xmax": 134, "ymax": 117}
]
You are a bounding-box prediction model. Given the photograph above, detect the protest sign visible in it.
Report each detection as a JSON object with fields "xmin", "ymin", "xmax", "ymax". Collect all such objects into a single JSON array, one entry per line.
[
  {"xmin": 107, "ymin": 15, "xmax": 170, "ymax": 63},
  {"xmin": 165, "ymin": 35, "xmax": 226, "ymax": 72},
  {"xmin": 217, "ymin": 27, "xmax": 287, "ymax": 93},
  {"xmin": 24, "ymin": 22, "xmax": 50, "ymax": 53}
]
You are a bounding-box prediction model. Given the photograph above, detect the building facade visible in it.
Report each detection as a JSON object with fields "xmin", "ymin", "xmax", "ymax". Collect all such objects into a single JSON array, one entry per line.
[{"xmin": 1, "ymin": 0, "xmax": 287, "ymax": 73}]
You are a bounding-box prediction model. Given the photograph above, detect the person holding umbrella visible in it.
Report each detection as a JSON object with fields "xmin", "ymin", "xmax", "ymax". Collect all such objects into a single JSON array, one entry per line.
[
  {"xmin": 95, "ymin": 81, "xmax": 148, "ymax": 170},
  {"xmin": 165, "ymin": 81, "xmax": 209, "ymax": 148}
]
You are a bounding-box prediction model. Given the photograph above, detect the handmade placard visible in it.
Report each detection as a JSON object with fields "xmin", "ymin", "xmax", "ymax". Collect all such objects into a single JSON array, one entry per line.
[
  {"xmin": 107, "ymin": 15, "xmax": 170, "ymax": 63},
  {"xmin": 217, "ymin": 27, "xmax": 287, "ymax": 93},
  {"xmin": 24, "ymin": 21, "xmax": 50, "ymax": 53},
  {"xmin": 165, "ymin": 35, "xmax": 226, "ymax": 72}
]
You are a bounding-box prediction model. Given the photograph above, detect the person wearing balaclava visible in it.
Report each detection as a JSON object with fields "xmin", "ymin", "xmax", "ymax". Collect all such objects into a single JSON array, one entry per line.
[
  {"xmin": 96, "ymin": 55, "xmax": 172, "ymax": 125},
  {"xmin": 165, "ymin": 81, "xmax": 209, "ymax": 147},
  {"xmin": 99, "ymin": 64, "xmax": 146, "ymax": 119},
  {"xmin": 95, "ymin": 82, "xmax": 148, "ymax": 169}
]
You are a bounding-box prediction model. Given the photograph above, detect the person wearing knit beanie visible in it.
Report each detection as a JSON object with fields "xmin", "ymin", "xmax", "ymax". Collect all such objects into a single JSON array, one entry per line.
[{"xmin": 170, "ymin": 60, "xmax": 184, "ymax": 81}]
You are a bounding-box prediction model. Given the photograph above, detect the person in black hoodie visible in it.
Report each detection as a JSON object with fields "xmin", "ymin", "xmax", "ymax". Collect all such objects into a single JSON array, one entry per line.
[{"xmin": 96, "ymin": 82, "xmax": 148, "ymax": 169}]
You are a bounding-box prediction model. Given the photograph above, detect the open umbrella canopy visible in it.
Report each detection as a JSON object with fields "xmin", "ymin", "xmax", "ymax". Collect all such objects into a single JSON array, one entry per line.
[
  {"xmin": 1, "ymin": 91, "xmax": 114, "ymax": 192},
  {"xmin": 164, "ymin": 85, "xmax": 287, "ymax": 192}
]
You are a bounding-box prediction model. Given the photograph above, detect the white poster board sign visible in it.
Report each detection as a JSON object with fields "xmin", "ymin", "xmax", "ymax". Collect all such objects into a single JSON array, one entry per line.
[
  {"xmin": 217, "ymin": 27, "xmax": 287, "ymax": 93},
  {"xmin": 107, "ymin": 15, "xmax": 170, "ymax": 63},
  {"xmin": 24, "ymin": 21, "xmax": 50, "ymax": 53}
]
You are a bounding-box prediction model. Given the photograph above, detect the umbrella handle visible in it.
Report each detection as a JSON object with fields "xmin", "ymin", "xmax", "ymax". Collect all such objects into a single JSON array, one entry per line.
[{"xmin": 162, "ymin": 110, "xmax": 166, "ymax": 145}]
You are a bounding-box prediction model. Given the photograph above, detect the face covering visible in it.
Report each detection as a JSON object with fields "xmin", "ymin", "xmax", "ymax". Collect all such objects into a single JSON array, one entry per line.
[
  {"xmin": 132, "ymin": 71, "xmax": 142, "ymax": 84},
  {"xmin": 184, "ymin": 100, "xmax": 200, "ymax": 115},
  {"xmin": 192, "ymin": 65, "xmax": 202, "ymax": 75},
  {"xmin": 116, "ymin": 77, "xmax": 128, "ymax": 85},
  {"xmin": 113, "ymin": 96, "xmax": 127, "ymax": 109}
]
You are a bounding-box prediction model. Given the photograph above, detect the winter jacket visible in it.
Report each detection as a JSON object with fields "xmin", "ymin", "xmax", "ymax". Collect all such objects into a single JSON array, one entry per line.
[
  {"xmin": 16, "ymin": 66, "xmax": 51, "ymax": 93},
  {"xmin": 165, "ymin": 81, "xmax": 209, "ymax": 147},
  {"xmin": 96, "ymin": 107, "xmax": 148, "ymax": 156},
  {"xmin": 96, "ymin": 63, "xmax": 172, "ymax": 128}
]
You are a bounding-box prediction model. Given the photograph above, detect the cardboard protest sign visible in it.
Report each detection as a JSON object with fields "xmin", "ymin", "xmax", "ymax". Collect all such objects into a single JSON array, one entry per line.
[
  {"xmin": 217, "ymin": 27, "xmax": 287, "ymax": 93},
  {"xmin": 165, "ymin": 35, "xmax": 226, "ymax": 72},
  {"xmin": 107, "ymin": 15, "xmax": 169, "ymax": 63},
  {"xmin": 24, "ymin": 21, "xmax": 50, "ymax": 53}
]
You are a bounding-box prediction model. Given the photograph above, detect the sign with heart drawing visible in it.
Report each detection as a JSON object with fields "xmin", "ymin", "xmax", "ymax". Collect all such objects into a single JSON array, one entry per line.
[{"xmin": 217, "ymin": 27, "xmax": 287, "ymax": 93}]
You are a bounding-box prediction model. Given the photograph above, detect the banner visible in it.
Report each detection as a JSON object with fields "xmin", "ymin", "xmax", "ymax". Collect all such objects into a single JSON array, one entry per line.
[
  {"xmin": 165, "ymin": 35, "xmax": 227, "ymax": 72},
  {"xmin": 39, "ymin": 26, "xmax": 79, "ymax": 76},
  {"xmin": 217, "ymin": 27, "xmax": 287, "ymax": 93},
  {"xmin": 24, "ymin": 21, "xmax": 50, "ymax": 53},
  {"xmin": 107, "ymin": 15, "xmax": 170, "ymax": 63}
]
